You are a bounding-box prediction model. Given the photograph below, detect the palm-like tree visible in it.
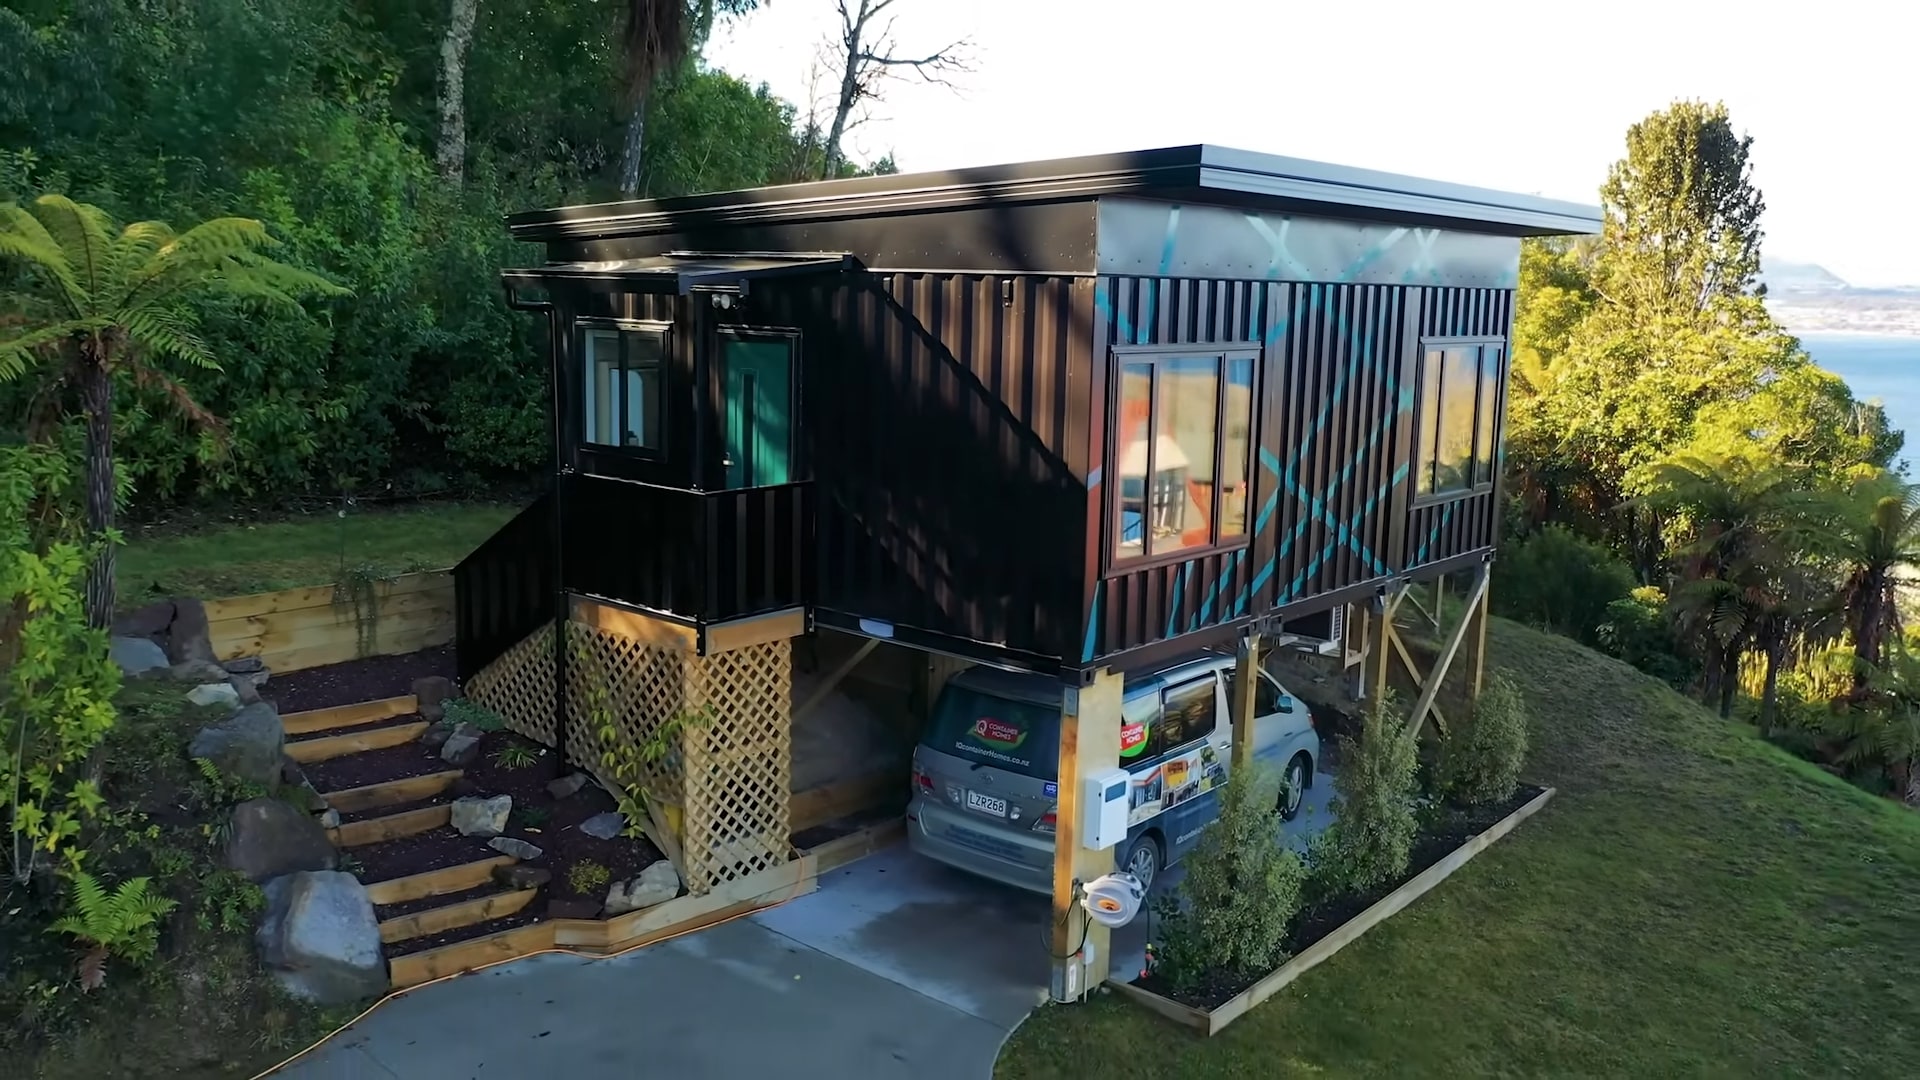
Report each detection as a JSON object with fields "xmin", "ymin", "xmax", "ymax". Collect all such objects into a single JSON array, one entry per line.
[
  {"xmin": 1633, "ymin": 452, "xmax": 1811, "ymax": 717},
  {"xmin": 1804, "ymin": 474, "xmax": 1920, "ymax": 692},
  {"xmin": 1828, "ymin": 643, "xmax": 1920, "ymax": 805},
  {"xmin": 0, "ymin": 195, "xmax": 343, "ymax": 627}
]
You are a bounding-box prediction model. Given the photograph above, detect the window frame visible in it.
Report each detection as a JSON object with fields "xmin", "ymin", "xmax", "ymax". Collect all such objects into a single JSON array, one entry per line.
[
  {"xmin": 1105, "ymin": 343, "xmax": 1260, "ymax": 573},
  {"xmin": 1148, "ymin": 675, "xmax": 1219, "ymax": 761},
  {"xmin": 1412, "ymin": 335, "xmax": 1506, "ymax": 506},
  {"xmin": 576, "ymin": 317, "xmax": 672, "ymax": 461},
  {"xmin": 713, "ymin": 324, "xmax": 805, "ymax": 489}
]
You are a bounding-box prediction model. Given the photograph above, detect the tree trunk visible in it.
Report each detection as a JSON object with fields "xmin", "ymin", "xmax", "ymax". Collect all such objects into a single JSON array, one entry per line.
[
  {"xmin": 79, "ymin": 347, "xmax": 115, "ymax": 630},
  {"xmin": 617, "ymin": 100, "xmax": 646, "ymax": 197},
  {"xmin": 1852, "ymin": 569, "xmax": 1884, "ymax": 695},
  {"xmin": 1717, "ymin": 647, "xmax": 1739, "ymax": 719},
  {"xmin": 434, "ymin": 0, "xmax": 480, "ymax": 184},
  {"xmin": 1759, "ymin": 635, "xmax": 1786, "ymax": 730},
  {"xmin": 823, "ymin": 61, "xmax": 859, "ymax": 180}
]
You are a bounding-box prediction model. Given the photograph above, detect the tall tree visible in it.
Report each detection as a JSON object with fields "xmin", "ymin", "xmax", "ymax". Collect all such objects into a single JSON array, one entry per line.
[
  {"xmin": 436, "ymin": 0, "xmax": 482, "ymax": 183},
  {"xmin": 0, "ymin": 196, "xmax": 343, "ymax": 627},
  {"xmin": 1808, "ymin": 474, "xmax": 1920, "ymax": 692},
  {"xmin": 820, "ymin": 0, "xmax": 968, "ymax": 180},
  {"xmin": 616, "ymin": 1, "xmax": 759, "ymax": 197}
]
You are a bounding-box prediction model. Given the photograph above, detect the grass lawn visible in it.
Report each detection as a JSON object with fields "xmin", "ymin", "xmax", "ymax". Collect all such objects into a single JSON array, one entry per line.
[
  {"xmin": 117, "ymin": 501, "xmax": 518, "ymax": 602},
  {"xmin": 998, "ymin": 619, "xmax": 1920, "ymax": 1078}
]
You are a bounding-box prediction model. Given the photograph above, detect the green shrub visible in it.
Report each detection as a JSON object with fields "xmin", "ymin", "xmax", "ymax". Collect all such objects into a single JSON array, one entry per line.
[
  {"xmin": 1440, "ymin": 674, "xmax": 1531, "ymax": 805},
  {"xmin": 566, "ymin": 860, "xmax": 611, "ymax": 895},
  {"xmin": 443, "ymin": 698, "xmax": 505, "ymax": 732},
  {"xmin": 1493, "ymin": 525, "xmax": 1637, "ymax": 644},
  {"xmin": 48, "ymin": 871, "xmax": 177, "ymax": 989},
  {"xmin": 1597, "ymin": 586, "xmax": 1696, "ymax": 688},
  {"xmin": 1315, "ymin": 693, "xmax": 1420, "ymax": 895},
  {"xmin": 1149, "ymin": 768, "xmax": 1306, "ymax": 995}
]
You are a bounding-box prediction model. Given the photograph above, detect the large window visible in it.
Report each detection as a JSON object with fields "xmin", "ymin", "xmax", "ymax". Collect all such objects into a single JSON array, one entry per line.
[
  {"xmin": 581, "ymin": 325, "xmax": 665, "ymax": 452},
  {"xmin": 1415, "ymin": 339, "xmax": 1504, "ymax": 498},
  {"xmin": 1113, "ymin": 350, "xmax": 1256, "ymax": 563}
]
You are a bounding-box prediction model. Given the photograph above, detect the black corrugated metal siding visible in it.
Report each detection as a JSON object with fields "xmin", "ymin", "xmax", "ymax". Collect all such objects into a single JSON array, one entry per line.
[
  {"xmin": 1083, "ymin": 279, "xmax": 1512, "ymax": 666},
  {"xmin": 749, "ymin": 272, "xmax": 1092, "ymax": 664}
]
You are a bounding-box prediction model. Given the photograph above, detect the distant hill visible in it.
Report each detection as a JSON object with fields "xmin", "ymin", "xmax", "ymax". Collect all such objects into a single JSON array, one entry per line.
[
  {"xmin": 1761, "ymin": 257, "xmax": 1850, "ymax": 293},
  {"xmin": 1761, "ymin": 257, "xmax": 1920, "ymax": 335}
]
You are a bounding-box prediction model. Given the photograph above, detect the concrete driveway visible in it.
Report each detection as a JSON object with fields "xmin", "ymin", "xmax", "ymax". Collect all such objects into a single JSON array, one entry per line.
[{"xmin": 275, "ymin": 772, "xmax": 1336, "ymax": 1079}]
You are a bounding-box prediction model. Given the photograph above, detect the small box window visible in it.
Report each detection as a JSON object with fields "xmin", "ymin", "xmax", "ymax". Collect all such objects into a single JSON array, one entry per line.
[{"xmin": 583, "ymin": 327, "xmax": 665, "ymax": 452}]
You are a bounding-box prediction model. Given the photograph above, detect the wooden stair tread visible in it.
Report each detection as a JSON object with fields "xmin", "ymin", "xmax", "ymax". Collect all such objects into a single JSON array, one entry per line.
[
  {"xmin": 282, "ymin": 694, "xmax": 418, "ymax": 736},
  {"xmin": 364, "ymin": 856, "xmax": 517, "ymax": 906},
  {"xmin": 288, "ymin": 720, "xmax": 429, "ymax": 763},
  {"xmin": 327, "ymin": 802, "xmax": 451, "ymax": 847},
  {"xmin": 322, "ymin": 770, "xmax": 463, "ymax": 814},
  {"xmin": 378, "ymin": 888, "xmax": 539, "ymax": 944}
]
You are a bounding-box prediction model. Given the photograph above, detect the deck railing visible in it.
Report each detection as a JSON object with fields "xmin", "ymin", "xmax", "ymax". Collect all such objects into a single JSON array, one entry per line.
[{"xmin": 454, "ymin": 491, "xmax": 556, "ymax": 681}]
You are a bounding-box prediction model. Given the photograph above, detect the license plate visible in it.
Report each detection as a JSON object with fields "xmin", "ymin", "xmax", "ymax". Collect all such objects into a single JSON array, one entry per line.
[{"xmin": 966, "ymin": 790, "xmax": 1008, "ymax": 817}]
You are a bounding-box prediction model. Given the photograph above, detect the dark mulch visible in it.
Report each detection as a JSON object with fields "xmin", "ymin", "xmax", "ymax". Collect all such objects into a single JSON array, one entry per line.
[
  {"xmin": 266, "ymin": 645, "xmax": 455, "ymax": 714},
  {"xmin": 1134, "ymin": 784, "xmax": 1545, "ymax": 1010},
  {"xmin": 375, "ymin": 881, "xmax": 500, "ymax": 921},
  {"xmin": 348, "ymin": 826, "xmax": 499, "ymax": 884}
]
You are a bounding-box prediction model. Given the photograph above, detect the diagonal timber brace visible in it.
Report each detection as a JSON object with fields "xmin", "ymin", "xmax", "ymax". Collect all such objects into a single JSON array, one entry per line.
[{"xmin": 1401, "ymin": 563, "xmax": 1491, "ymax": 740}]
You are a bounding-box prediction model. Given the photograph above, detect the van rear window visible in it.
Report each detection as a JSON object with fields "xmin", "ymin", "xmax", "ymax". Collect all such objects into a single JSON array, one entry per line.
[{"xmin": 923, "ymin": 687, "xmax": 1062, "ymax": 779}]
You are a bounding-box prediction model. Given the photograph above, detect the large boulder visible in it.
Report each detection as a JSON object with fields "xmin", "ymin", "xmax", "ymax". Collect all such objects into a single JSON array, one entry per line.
[
  {"xmin": 110, "ymin": 636, "xmax": 171, "ymax": 678},
  {"xmin": 187, "ymin": 682, "xmax": 241, "ymax": 709},
  {"xmin": 164, "ymin": 596, "xmax": 215, "ymax": 664},
  {"xmin": 112, "ymin": 599, "xmax": 175, "ymax": 642},
  {"xmin": 413, "ymin": 676, "xmax": 455, "ymax": 722},
  {"xmin": 224, "ymin": 798, "xmax": 338, "ymax": 882},
  {"xmin": 256, "ymin": 871, "xmax": 386, "ymax": 1004},
  {"xmin": 440, "ymin": 722, "xmax": 483, "ymax": 766},
  {"xmin": 605, "ymin": 860, "xmax": 680, "ymax": 915},
  {"xmin": 188, "ymin": 702, "xmax": 286, "ymax": 788},
  {"xmin": 450, "ymin": 794, "xmax": 511, "ymax": 837}
]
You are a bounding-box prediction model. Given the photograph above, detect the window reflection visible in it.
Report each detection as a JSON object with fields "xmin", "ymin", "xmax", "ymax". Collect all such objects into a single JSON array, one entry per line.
[
  {"xmin": 1415, "ymin": 340, "xmax": 1504, "ymax": 499},
  {"xmin": 1111, "ymin": 351, "xmax": 1255, "ymax": 562},
  {"xmin": 583, "ymin": 328, "xmax": 664, "ymax": 451}
]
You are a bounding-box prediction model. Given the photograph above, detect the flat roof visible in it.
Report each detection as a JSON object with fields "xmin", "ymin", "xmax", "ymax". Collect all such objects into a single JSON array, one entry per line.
[{"xmin": 507, "ymin": 144, "xmax": 1602, "ymax": 242}]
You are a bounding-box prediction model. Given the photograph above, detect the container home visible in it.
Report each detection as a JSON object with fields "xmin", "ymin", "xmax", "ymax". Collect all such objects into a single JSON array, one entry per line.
[{"xmin": 455, "ymin": 145, "xmax": 1599, "ymax": 989}]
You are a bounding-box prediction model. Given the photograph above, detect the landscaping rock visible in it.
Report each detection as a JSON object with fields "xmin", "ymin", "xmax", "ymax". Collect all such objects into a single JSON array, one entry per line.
[
  {"xmin": 545, "ymin": 773, "xmax": 590, "ymax": 800},
  {"xmin": 545, "ymin": 898, "xmax": 601, "ymax": 920},
  {"xmin": 164, "ymin": 597, "xmax": 215, "ymax": 664},
  {"xmin": 110, "ymin": 635, "xmax": 171, "ymax": 678},
  {"xmin": 171, "ymin": 658, "xmax": 234, "ymax": 684},
  {"xmin": 230, "ymin": 675, "xmax": 263, "ymax": 706},
  {"xmin": 579, "ymin": 811, "xmax": 625, "ymax": 840},
  {"xmin": 492, "ymin": 865, "xmax": 553, "ymax": 890},
  {"xmin": 113, "ymin": 599, "xmax": 175, "ymax": 641},
  {"xmin": 318, "ymin": 808, "xmax": 341, "ymax": 830},
  {"xmin": 440, "ymin": 722, "xmax": 483, "ymax": 766},
  {"xmin": 413, "ymin": 676, "xmax": 454, "ymax": 722},
  {"xmin": 223, "ymin": 656, "xmax": 266, "ymax": 675},
  {"xmin": 419, "ymin": 718, "xmax": 456, "ymax": 751},
  {"xmin": 450, "ymin": 794, "xmax": 512, "ymax": 837},
  {"xmin": 488, "ymin": 836, "xmax": 543, "ymax": 861},
  {"xmin": 187, "ymin": 682, "xmax": 241, "ymax": 709},
  {"xmin": 225, "ymin": 798, "xmax": 338, "ymax": 882},
  {"xmin": 189, "ymin": 703, "xmax": 286, "ymax": 787},
  {"xmin": 256, "ymin": 871, "xmax": 386, "ymax": 1005},
  {"xmin": 604, "ymin": 860, "xmax": 679, "ymax": 915}
]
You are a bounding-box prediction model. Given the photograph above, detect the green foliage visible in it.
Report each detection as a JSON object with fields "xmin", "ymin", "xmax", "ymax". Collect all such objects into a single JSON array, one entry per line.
[
  {"xmin": 1440, "ymin": 674, "xmax": 1531, "ymax": 805},
  {"xmin": 442, "ymin": 697, "xmax": 505, "ymax": 733},
  {"xmin": 48, "ymin": 870, "xmax": 178, "ymax": 980},
  {"xmin": 566, "ymin": 859, "xmax": 611, "ymax": 895},
  {"xmin": 1148, "ymin": 767, "xmax": 1305, "ymax": 994},
  {"xmin": 510, "ymin": 805, "xmax": 551, "ymax": 829},
  {"xmin": 1597, "ymin": 587, "xmax": 1695, "ymax": 688},
  {"xmin": 330, "ymin": 555, "xmax": 392, "ymax": 659},
  {"xmin": 1491, "ymin": 525, "xmax": 1635, "ymax": 644},
  {"xmin": 489, "ymin": 741, "xmax": 542, "ymax": 770},
  {"xmin": 1315, "ymin": 693, "xmax": 1420, "ymax": 895},
  {"xmin": 189, "ymin": 756, "xmax": 269, "ymax": 810},
  {"xmin": 1, "ymin": 443, "xmax": 117, "ymax": 885},
  {"xmin": 194, "ymin": 871, "xmax": 264, "ymax": 935}
]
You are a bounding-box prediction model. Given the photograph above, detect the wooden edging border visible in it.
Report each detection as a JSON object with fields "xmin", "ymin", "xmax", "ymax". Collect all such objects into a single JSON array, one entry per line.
[
  {"xmin": 283, "ymin": 695, "xmax": 418, "ymax": 737},
  {"xmin": 288, "ymin": 721, "xmax": 430, "ymax": 764},
  {"xmin": 1112, "ymin": 785, "xmax": 1559, "ymax": 1037},
  {"xmin": 385, "ymin": 854, "xmax": 821, "ymax": 990}
]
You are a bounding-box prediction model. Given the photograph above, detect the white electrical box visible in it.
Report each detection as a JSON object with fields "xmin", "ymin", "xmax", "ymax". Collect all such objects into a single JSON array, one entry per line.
[{"xmin": 1082, "ymin": 767, "xmax": 1131, "ymax": 850}]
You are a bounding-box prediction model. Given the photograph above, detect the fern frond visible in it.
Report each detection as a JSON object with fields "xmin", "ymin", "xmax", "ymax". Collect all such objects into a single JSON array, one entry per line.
[
  {"xmin": 0, "ymin": 317, "xmax": 101, "ymax": 382},
  {"xmin": 105, "ymin": 219, "xmax": 178, "ymax": 306},
  {"xmin": 0, "ymin": 202, "xmax": 86, "ymax": 316},
  {"xmin": 124, "ymin": 306, "xmax": 216, "ymax": 370},
  {"xmin": 30, "ymin": 194, "xmax": 114, "ymax": 309}
]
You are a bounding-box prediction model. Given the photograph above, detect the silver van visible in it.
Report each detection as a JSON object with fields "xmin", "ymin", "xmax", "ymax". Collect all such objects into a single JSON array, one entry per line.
[{"xmin": 906, "ymin": 652, "xmax": 1319, "ymax": 894}]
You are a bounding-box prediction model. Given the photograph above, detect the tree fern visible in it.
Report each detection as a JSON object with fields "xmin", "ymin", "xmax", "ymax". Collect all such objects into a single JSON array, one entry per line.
[{"xmin": 47, "ymin": 869, "xmax": 178, "ymax": 989}]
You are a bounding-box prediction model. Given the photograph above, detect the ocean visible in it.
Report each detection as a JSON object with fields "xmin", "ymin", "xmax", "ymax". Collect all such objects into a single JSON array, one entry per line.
[{"xmin": 1799, "ymin": 333, "xmax": 1920, "ymax": 473}]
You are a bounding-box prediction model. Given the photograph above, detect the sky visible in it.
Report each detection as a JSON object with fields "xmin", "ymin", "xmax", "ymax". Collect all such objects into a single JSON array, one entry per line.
[{"xmin": 706, "ymin": 0, "xmax": 1916, "ymax": 287}]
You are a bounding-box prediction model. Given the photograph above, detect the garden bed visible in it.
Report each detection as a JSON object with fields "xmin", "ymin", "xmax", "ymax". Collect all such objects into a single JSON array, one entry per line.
[
  {"xmin": 265, "ymin": 644, "xmax": 455, "ymax": 713},
  {"xmin": 1116, "ymin": 785, "xmax": 1556, "ymax": 1035}
]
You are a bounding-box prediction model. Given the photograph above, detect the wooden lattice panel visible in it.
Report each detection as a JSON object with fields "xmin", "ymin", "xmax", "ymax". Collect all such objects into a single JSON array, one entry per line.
[
  {"xmin": 465, "ymin": 623, "xmax": 557, "ymax": 748},
  {"xmin": 681, "ymin": 640, "xmax": 793, "ymax": 893},
  {"xmin": 562, "ymin": 621, "xmax": 690, "ymax": 803}
]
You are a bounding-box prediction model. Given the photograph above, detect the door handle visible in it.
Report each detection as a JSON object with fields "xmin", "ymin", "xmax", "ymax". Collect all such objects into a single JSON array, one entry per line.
[{"xmin": 722, "ymin": 454, "xmax": 735, "ymax": 468}]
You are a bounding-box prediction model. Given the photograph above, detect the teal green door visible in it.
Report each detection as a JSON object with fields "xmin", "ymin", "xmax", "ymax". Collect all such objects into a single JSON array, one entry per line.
[{"xmin": 722, "ymin": 335, "xmax": 794, "ymax": 488}]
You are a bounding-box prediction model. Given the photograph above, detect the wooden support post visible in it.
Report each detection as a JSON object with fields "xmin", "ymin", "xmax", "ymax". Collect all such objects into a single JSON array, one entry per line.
[
  {"xmin": 1347, "ymin": 604, "xmax": 1369, "ymax": 701},
  {"xmin": 1468, "ymin": 567, "xmax": 1492, "ymax": 698},
  {"xmin": 1230, "ymin": 632, "xmax": 1262, "ymax": 769},
  {"xmin": 793, "ymin": 637, "xmax": 880, "ymax": 724},
  {"xmin": 1051, "ymin": 668, "xmax": 1122, "ymax": 1003},
  {"xmin": 1372, "ymin": 587, "xmax": 1403, "ymax": 704},
  {"xmin": 1404, "ymin": 564, "xmax": 1491, "ymax": 740}
]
